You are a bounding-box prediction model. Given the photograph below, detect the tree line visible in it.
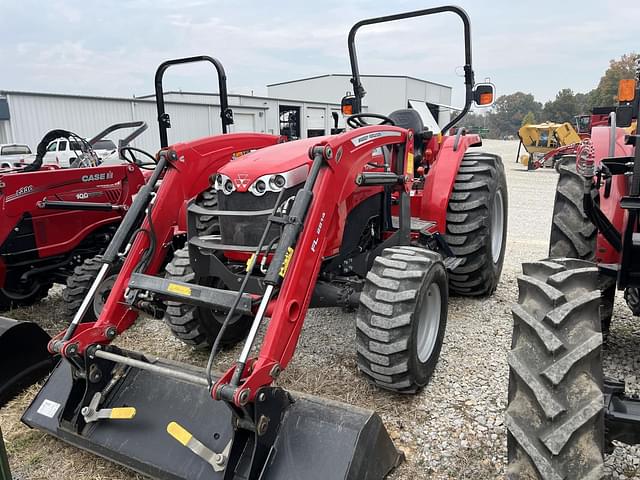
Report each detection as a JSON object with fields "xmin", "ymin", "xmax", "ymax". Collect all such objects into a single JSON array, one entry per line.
[{"xmin": 464, "ymin": 53, "xmax": 638, "ymax": 139}]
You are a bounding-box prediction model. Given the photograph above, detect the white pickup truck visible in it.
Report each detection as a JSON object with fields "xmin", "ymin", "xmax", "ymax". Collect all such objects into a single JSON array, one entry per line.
[
  {"xmin": 43, "ymin": 138, "xmax": 117, "ymax": 167},
  {"xmin": 0, "ymin": 143, "xmax": 34, "ymax": 169}
]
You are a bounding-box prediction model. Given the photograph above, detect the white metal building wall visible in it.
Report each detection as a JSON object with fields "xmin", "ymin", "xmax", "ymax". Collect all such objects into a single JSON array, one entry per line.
[
  {"xmin": 267, "ymin": 74, "xmax": 453, "ymax": 128},
  {"xmin": 1, "ymin": 90, "xmax": 338, "ymax": 154}
]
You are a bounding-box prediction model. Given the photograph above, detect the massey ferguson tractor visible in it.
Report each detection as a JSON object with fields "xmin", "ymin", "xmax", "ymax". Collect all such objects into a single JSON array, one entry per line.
[
  {"xmin": 14, "ymin": 7, "xmax": 507, "ymax": 479},
  {"xmin": 506, "ymin": 68, "xmax": 640, "ymax": 478}
]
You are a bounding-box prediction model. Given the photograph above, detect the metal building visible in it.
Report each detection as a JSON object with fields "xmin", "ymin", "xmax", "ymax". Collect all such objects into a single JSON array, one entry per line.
[
  {"xmin": 267, "ymin": 74, "xmax": 453, "ymax": 130},
  {"xmin": 0, "ymin": 73, "xmax": 451, "ymax": 153},
  {"xmin": 0, "ymin": 90, "xmax": 344, "ymax": 153}
]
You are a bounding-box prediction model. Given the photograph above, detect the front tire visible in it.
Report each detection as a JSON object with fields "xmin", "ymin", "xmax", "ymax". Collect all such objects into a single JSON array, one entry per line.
[
  {"xmin": 445, "ymin": 152, "xmax": 508, "ymax": 296},
  {"xmin": 356, "ymin": 246, "xmax": 448, "ymax": 393},
  {"xmin": 62, "ymin": 255, "xmax": 122, "ymax": 322},
  {"xmin": 506, "ymin": 258, "xmax": 604, "ymax": 479},
  {"xmin": 164, "ymin": 247, "xmax": 252, "ymax": 348}
]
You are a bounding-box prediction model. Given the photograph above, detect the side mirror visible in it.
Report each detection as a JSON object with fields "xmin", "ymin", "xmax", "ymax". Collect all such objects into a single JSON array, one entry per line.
[
  {"xmin": 341, "ymin": 94, "xmax": 356, "ymax": 116},
  {"xmin": 473, "ymin": 83, "xmax": 496, "ymax": 107}
]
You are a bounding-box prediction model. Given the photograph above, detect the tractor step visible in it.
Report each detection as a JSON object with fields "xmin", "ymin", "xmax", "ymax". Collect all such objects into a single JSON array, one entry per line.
[
  {"xmin": 188, "ymin": 203, "xmax": 273, "ymax": 218},
  {"xmin": 128, "ymin": 273, "xmax": 255, "ymax": 314},
  {"xmin": 23, "ymin": 358, "xmax": 403, "ymax": 480},
  {"xmin": 391, "ymin": 216, "xmax": 436, "ymax": 232}
]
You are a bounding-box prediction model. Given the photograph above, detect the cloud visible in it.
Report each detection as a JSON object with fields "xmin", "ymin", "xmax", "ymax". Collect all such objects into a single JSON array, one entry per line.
[{"xmin": 0, "ymin": 0, "xmax": 638, "ymax": 105}]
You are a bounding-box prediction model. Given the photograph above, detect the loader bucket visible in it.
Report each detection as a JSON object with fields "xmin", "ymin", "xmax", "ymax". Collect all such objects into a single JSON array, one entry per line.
[
  {"xmin": 0, "ymin": 317, "xmax": 57, "ymax": 407},
  {"xmin": 23, "ymin": 357, "xmax": 403, "ymax": 480}
]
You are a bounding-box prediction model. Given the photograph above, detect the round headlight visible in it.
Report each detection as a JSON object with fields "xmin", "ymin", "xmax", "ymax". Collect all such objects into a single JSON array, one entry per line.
[
  {"xmin": 224, "ymin": 179, "xmax": 234, "ymax": 193},
  {"xmin": 255, "ymin": 180, "xmax": 266, "ymax": 194},
  {"xmin": 270, "ymin": 174, "xmax": 286, "ymax": 189}
]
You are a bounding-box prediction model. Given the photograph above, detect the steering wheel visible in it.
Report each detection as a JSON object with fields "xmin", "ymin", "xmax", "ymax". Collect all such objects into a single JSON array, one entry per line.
[
  {"xmin": 346, "ymin": 113, "xmax": 396, "ymax": 129},
  {"xmin": 120, "ymin": 146, "xmax": 158, "ymax": 170}
]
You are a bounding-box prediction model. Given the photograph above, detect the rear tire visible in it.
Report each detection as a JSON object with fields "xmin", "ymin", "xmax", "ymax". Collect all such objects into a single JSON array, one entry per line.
[
  {"xmin": 506, "ymin": 258, "xmax": 604, "ymax": 479},
  {"xmin": 62, "ymin": 255, "xmax": 122, "ymax": 322},
  {"xmin": 356, "ymin": 246, "xmax": 448, "ymax": 393},
  {"xmin": 445, "ymin": 152, "xmax": 508, "ymax": 296},
  {"xmin": 0, "ymin": 282, "xmax": 52, "ymax": 311},
  {"xmin": 164, "ymin": 247, "xmax": 252, "ymax": 348},
  {"xmin": 549, "ymin": 156, "xmax": 596, "ymax": 259},
  {"xmin": 549, "ymin": 156, "xmax": 614, "ymax": 331}
]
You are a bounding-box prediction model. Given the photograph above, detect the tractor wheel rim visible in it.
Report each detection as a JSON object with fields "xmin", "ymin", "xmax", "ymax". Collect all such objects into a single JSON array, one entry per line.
[
  {"xmin": 0, "ymin": 282, "xmax": 41, "ymax": 301},
  {"xmin": 93, "ymin": 274, "xmax": 117, "ymax": 318},
  {"xmin": 416, "ymin": 283, "xmax": 441, "ymax": 363},
  {"xmin": 491, "ymin": 190, "xmax": 504, "ymax": 263}
]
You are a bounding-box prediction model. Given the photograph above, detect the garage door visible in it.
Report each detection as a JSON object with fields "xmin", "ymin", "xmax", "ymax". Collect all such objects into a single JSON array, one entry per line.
[{"xmin": 233, "ymin": 113, "xmax": 255, "ymax": 133}]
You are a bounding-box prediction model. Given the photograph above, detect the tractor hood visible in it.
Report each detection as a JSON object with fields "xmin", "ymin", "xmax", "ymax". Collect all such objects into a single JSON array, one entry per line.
[{"xmin": 214, "ymin": 137, "xmax": 322, "ymax": 195}]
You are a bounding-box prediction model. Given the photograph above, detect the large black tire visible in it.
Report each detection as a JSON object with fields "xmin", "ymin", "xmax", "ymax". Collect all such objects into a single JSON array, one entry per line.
[
  {"xmin": 549, "ymin": 156, "xmax": 614, "ymax": 330},
  {"xmin": 506, "ymin": 258, "xmax": 604, "ymax": 479},
  {"xmin": 445, "ymin": 152, "xmax": 508, "ymax": 296},
  {"xmin": 164, "ymin": 247, "xmax": 252, "ymax": 348},
  {"xmin": 0, "ymin": 281, "xmax": 52, "ymax": 312},
  {"xmin": 356, "ymin": 246, "xmax": 448, "ymax": 393},
  {"xmin": 62, "ymin": 255, "xmax": 122, "ymax": 322},
  {"xmin": 549, "ymin": 156, "xmax": 596, "ymax": 259},
  {"xmin": 194, "ymin": 187, "xmax": 220, "ymax": 236}
]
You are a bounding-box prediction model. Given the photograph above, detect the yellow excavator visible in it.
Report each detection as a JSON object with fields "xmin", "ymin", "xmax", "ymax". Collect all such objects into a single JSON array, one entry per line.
[{"xmin": 516, "ymin": 121, "xmax": 583, "ymax": 170}]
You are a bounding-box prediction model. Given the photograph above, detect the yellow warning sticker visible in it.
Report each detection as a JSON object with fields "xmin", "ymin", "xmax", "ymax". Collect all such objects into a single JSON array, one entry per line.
[
  {"xmin": 246, "ymin": 253, "xmax": 257, "ymax": 272},
  {"xmin": 406, "ymin": 152, "xmax": 414, "ymax": 176},
  {"xmin": 167, "ymin": 283, "xmax": 191, "ymax": 296},
  {"xmin": 279, "ymin": 247, "xmax": 294, "ymax": 278}
]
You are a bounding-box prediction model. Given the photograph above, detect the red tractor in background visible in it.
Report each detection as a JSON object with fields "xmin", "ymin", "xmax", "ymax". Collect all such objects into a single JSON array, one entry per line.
[
  {"xmin": 0, "ymin": 122, "xmax": 150, "ymax": 311},
  {"xmin": 18, "ymin": 7, "xmax": 507, "ymax": 480},
  {"xmin": 507, "ymin": 69, "xmax": 640, "ymax": 478}
]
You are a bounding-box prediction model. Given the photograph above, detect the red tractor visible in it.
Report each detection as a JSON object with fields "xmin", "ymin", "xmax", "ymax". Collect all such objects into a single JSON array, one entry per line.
[
  {"xmin": 19, "ymin": 6, "xmax": 507, "ymax": 479},
  {"xmin": 506, "ymin": 71, "xmax": 640, "ymax": 478},
  {"xmin": 0, "ymin": 55, "xmax": 283, "ymax": 405},
  {"xmin": 0, "ymin": 122, "xmax": 149, "ymax": 311}
]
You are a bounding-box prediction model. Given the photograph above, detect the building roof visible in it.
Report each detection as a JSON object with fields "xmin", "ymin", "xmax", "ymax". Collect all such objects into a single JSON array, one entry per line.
[
  {"xmin": 0, "ymin": 89, "xmax": 341, "ymax": 108},
  {"xmin": 267, "ymin": 73, "xmax": 451, "ymax": 90},
  {"xmin": 136, "ymin": 90, "xmax": 341, "ymax": 107}
]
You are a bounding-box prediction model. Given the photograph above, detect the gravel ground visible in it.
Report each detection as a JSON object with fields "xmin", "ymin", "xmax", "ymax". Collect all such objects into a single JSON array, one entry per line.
[{"xmin": 2, "ymin": 139, "xmax": 640, "ymax": 479}]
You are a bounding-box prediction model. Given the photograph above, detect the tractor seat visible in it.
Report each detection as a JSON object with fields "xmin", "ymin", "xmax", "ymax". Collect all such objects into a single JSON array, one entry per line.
[{"xmin": 388, "ymin": 109, "xmax": 432, "ymax": 168}]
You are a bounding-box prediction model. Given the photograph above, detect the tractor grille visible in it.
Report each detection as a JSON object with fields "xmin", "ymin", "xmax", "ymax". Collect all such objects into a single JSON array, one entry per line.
[{"xmin": 217, "ymin": 184, "xmax": 302, "ymax": 247}]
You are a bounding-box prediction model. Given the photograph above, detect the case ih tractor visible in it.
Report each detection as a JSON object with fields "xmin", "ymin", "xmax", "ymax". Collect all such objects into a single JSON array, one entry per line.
[
  {"xmin": 15, "ymin": 6, "xmax": 507, "ymax": 479},
  {"xmin": 0, "ymin": 121, "xmax": 150, "ymax": 312},
  {"xmin": 506, "ymin": 71, "xmax": 640, "ymax": 478}
]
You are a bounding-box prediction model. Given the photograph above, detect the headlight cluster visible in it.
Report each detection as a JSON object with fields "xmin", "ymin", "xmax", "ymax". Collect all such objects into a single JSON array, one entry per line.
[
  {"xmin": 213, "ymin": 173, "xmax": 236, "ymax": 194},
  {"xmin": 213, "ymin": 165, "xmax": 308, "ymax": 196}
]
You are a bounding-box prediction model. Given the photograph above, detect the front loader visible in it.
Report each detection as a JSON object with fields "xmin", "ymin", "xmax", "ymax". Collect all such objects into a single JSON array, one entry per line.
[
  {"xmin": 0, "ymin": 55, "xmax": 282, "ymax": 406},
  {"xmin": 20, "ymin": 6, "xmax": 507, "ymax": 480}
]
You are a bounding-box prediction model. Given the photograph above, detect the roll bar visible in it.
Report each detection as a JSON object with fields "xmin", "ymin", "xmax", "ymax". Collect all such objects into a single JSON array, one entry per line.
[
  {"xmin": 348, "ymin": 5, "xmax": 474, "ymax": 133},
  {"xmin": 154, "ymin": 56, "xmax": 234, "ymax": 148}
]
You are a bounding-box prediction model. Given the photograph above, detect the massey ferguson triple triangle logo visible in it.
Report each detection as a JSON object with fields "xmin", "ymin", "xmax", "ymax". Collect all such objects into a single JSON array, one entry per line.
[{"xmin": 234, "ymin": 174, "xmax": 249, "ymax": 188}]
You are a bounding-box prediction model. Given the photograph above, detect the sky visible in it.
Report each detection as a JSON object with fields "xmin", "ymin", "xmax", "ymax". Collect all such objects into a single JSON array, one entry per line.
[{"xmin": 1, "ymin": 0, "xmax": 639, "ymax": 108}]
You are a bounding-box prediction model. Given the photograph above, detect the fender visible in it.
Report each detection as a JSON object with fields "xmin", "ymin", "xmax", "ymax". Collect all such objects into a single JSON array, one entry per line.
[
  {"xmin": 592, "ymin": 126, "xmax": 634, "ymax": 264},
  {"xmin": 420, "ymin": 134, "xmax": 482, "ymax": 232}
]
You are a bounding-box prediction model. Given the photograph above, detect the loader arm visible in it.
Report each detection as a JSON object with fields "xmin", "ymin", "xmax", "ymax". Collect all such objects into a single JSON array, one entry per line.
[
  {"xmin": 212, "ymin": 126, "xmax": 414, "ymax": 405},
  {"xmin": 51, "ymin": 133, "xmax": 283, "ymax": 357}
]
